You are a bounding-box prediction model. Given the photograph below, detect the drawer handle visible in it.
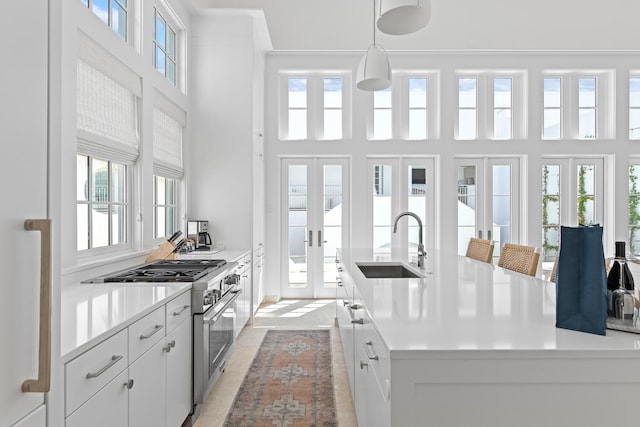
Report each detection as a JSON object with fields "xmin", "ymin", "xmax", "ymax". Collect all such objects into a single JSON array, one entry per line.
[
  {"xmin": 124, "ymin": 379, "xmax": 134, "ymax": 390},
  {"xmin": 343, "ymin": 300, "xmax": 350, "ymax": 306},
  {"xmin": 349, "ymin": 304, "xmax": 361, "ymax": 310},
  {"xmin": 351, "ymin": 318, "xmax": 364, "ymax": 324},
  {"xmin": 360, "ymin": 360, "xmax": 368, "ymax": 370},
  {"xmin": 364, "ymin": 341, "xmax": 379, "ymax": 360},
  {"xmin": 172, "ymin": 305, "xmax": 190, "ymax": 316},
  {"xmin": 140, "ymin": 324, "xmax": 163, "ymax": 340},
  {"xmin": 86, "ymin": 355, "xmax": 123, "ymax": 379}
]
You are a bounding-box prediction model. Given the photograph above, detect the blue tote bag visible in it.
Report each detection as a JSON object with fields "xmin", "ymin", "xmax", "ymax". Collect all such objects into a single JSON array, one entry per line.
[{"xmin": 555, "ymin": 225, "xmax": 608, "ymax": 335}]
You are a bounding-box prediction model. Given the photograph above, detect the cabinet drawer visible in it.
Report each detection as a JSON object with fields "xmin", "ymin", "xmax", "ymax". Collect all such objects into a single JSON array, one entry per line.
[
  {"xmin": 129, "ymin": 306, "xmax": 166, "ymax": 363},
  {"xmin": 360, "ymin": 316, "xmax": 390, "ymax": 401},
  {"xmin": 166, "ymin": 291, "xmax": 191, "ymax": 333},
  {"xmin": 65, "ymin": 370, "xmax": 129, "ymax": 427},
  {"xmin": 65, "ymin": 329, "xmax": 128, "ymax": 416}
]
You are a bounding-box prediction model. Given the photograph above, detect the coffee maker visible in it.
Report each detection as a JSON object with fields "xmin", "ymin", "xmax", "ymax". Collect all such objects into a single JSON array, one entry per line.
[{"xmin": 187, "ymin": 220, "xmax": 212, "ymax": 250}]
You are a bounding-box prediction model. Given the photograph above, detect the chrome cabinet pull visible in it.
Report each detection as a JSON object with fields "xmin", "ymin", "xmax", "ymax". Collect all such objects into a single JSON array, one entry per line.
[
  {"xmin": 173, "ymin": 305, "xmax": 190, "ymax": 316},
  {"xmin": 86, "ymin": 355, "xmax": 123, "ymax": 379},
  {"xmin": 22, "ymin": 219, "xmax": 52, "ymax": 393},
  {"xmin": 304, "ymin": 230, "xmax": 313, "ymax": 247},
  {"xmin": 360, "ymin": 361, "xmax": 368, "ymax": 370},
  {"xmin": 349, "ymin": 304, "xmax": 361, "ymax": 310},
  {"xmin": 343, "ymin": 300, "xmax": 350, "ymax": 306},
  {"xmin": 351, "ymin": 318, "xmax": 364, "ymax": 324},
  {"xmin": 124, "ymin": 379, "xmax": 134, "ymax": 389},
  {"xmin": 140, "ymin": 324, "xmax": 163, "ymax": 340},
  {"xmin": 168, "ymin": 340, "xmax": 176, "ymax": 348},
  {"xmin": 364, "ymin": 341, "xmax": 379, "ymax": 360},
  {"xmin": 318, "ymin": 230, "xmax": 327, "ymax": 247}
]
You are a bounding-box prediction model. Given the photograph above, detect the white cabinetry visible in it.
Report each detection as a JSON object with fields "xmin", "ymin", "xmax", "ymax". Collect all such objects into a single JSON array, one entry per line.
[
  {"xmin": 2, "ymin": 1, "xmax": 50, "ymax": 426},
  {"xmin": 252, "ymin": 244, "xmax": 265, "ymax": 321},
  {"xmin": 64, "ymin": 291, "xmax": 192, "ymax": 427},
  {"xmin": 235, "ymin": 252, "xmax": 252, "ymax": 337}
]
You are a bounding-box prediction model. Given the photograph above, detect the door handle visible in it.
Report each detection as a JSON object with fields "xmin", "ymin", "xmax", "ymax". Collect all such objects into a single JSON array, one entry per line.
[
  {"xmin": 304, "ymin": 229, "xmax": 313, "ymax": 247},
  {"xmin": 318, "ymin": 230, "xmax": 327, "ymax": 247},
  {"xmin": 22, "ymin": 219, "xmax": 52, "ymax": 393},
  {"xmin": 478, "ymin": 230, "xmax": 483, "ymax": 239},
  {"xmin": 487, "ymin": 230, "xmax": 492, "ymax": 241}
]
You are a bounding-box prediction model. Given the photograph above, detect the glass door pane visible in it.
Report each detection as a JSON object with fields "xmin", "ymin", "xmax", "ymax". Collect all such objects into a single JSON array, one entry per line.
[
  {"xmin": 457, "ymin": 165, "xmax": 477, "ymax": 255},
  {"xmin": 407, "ymin": 165, "xmax": 427, "ymax": 256},
  {"xmin": 288, "ymin": 164, "xmax": 308, "ymax": 288},
  {"xmin": 373, "ymin": 164, "xmax": 393, "ymax": 251},
  {"xmin": 492, "ymin": 164, "xmax": 511, "ymax": 255},
  {"xmin": 322, "ymin": 164, "xmax": 342, "ymax": 288}
]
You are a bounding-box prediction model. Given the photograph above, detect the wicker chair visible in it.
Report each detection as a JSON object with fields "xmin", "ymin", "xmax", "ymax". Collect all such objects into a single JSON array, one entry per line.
[
  {"xmin": 465, "ymin": 238, "xmax": 495, "ymax": 264},
  {"xmin": 498, "ymin": 243, "xmax": 540, "ymax": 277},
  {"xmin": 550, "ymin": 256, "xmax": 558, "ymax": 283}
]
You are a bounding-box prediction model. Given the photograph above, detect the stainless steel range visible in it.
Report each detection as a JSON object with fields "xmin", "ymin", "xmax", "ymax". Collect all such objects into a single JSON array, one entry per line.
[{"xmin": 84, "ymin": 258, "xmax": 240, "ymax": 424}]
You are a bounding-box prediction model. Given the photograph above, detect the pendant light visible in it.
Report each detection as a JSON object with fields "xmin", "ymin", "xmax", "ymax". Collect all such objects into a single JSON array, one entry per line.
[
  {"xmin": 377, "ymin": 0, "xmax": 430, "ymax": 36},
  {"xmin": 356, "ymin": 0, "xmax": 391, "ymax": 91}
]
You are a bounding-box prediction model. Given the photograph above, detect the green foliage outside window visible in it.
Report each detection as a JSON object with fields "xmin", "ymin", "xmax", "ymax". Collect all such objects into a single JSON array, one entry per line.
[{"xmin": 630, "ymin": 165, "xmax": 640, "ymax": 254}]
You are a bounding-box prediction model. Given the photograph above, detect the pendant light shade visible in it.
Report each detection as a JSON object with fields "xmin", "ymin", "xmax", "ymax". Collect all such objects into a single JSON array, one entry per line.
[
  {"xmin": 356, "ymin": 44, "xmax": 391, "ymax": 91},
  {"xmin": 377, "ymin": 0, "xmax": 430, "ymax": 35}
]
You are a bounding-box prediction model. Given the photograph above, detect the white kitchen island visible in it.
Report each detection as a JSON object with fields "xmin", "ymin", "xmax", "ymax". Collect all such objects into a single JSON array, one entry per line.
[{"xmin": 336, "ymin": 248, "xmax": 640, "ymax": 427}]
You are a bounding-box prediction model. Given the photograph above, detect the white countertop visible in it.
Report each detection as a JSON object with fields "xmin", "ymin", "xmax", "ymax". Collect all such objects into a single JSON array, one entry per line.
[
  {"xmin": 179, "ymin": 247, "xmax": 251, "ymax": 262},
  {"xmin": 61, "ymin": 282, "xmax": 191, "ymax": 362},
  {"xmin": 339, "ymin": 248, "xmax": 640, "ymax": 358}
]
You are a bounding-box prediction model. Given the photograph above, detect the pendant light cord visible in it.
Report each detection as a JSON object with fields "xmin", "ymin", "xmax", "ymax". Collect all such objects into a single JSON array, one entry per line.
[{"xmin": 372, "ymin": 0, "xmax": 376, "ymax": 46}]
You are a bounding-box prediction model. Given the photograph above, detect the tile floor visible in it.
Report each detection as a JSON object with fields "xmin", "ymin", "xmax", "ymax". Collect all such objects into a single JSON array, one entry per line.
[{"xmin": 193, "ymin": 299, "xmax": 358, "ymax": 427}]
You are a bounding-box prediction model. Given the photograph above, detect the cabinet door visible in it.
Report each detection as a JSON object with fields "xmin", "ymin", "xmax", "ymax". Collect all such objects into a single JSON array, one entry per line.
[
  {"xmin": 2, "ymin": 1, "xmax": 49, "ymax": 426},
  {"xmin": 166, "ymin": 320, "xmax": 192, "ymax": 427},
  {"xmin": 66, "ymin": 371, "xmax": 128, "ymax": 427},
  {"xmin": 129, "ymin": 340, "xmax": 167, "ymax": 427}
]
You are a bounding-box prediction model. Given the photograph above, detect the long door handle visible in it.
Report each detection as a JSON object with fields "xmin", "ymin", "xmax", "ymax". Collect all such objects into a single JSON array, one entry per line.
[
  {"xmin": 304, "ymin": 230, "xmax": 313, "ymax": 247},
  {"xmin": 487, "ymin": 230, "xmax": 492, "ymax": 241},
  {"xmin": 22, "ymin": 219, "xmax": 52, "ymax": 393},
  {"xmin": 318, "ymin": 230, "xmax": 327, "ymax": 247},
  {"xmin": 478, "ymin": 230, "xmax": 483, "ymax": 239}
]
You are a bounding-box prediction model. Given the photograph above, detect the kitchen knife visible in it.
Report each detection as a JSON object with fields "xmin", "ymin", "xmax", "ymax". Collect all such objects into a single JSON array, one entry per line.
[
  {"xmin": 168, "ymin": 230, "xmax": 182, "ymax": 243},
  {"xmin": 173, "ymin": 238, "xmax": 187, "ymax": 253}
]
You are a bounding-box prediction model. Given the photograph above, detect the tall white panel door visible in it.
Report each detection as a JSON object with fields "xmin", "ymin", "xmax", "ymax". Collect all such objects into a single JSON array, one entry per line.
[
  {"xmin": 2, "ymin": 1, "xmax": 49, "ymax": 426},
  {"xmin": 456, "ymin": 157, "xmax": 520, "ymax": 261},
  {"xmin": 281, "ymin": 158, "xmax": 350, "ymax": 298}
]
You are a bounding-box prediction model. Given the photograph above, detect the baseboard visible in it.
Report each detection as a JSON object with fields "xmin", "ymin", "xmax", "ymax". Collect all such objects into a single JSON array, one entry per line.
[{"xmin": 263, "ymin": 295, "xmax": 280, "ymax": 303}]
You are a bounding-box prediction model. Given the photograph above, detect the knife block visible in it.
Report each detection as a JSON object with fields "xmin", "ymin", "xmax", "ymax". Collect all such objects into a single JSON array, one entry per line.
[{"xmin": 145, "ymin": 241, "xmax": 178, "ymax": 262}]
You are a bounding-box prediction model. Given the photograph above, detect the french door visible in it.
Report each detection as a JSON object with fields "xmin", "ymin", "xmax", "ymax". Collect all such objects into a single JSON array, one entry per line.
[
  {"xmin": 281, "ymin": 158, "xmax": 350, "ymax": 298},
  {"xmin": 456, "ymin": 157, "xmax": 520, "ymax": 261}
]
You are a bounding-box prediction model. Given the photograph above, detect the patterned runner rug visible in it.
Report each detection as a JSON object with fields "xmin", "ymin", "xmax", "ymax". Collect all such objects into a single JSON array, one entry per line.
[{"xmin": 224, "ymin": 329, "xmax": 337, "ymax": 427}]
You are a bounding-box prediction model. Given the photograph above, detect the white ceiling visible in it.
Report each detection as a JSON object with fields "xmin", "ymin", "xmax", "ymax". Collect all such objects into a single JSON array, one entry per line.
[{"xmin": 185, "ymin": 0, "xmax": 640, "ymax": 52}]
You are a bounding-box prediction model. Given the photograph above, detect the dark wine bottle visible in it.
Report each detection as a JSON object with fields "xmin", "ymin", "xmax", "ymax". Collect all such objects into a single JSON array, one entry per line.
[{"xmin": 607, "ymin": 241, "xmax": 634, "ymax": 291}]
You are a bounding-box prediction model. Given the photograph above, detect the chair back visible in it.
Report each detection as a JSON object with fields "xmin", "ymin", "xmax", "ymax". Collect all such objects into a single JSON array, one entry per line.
[
  {"xmin": 465, "ymin": 238, "xmax": 494, "ymax": 264},
  {"xmin": 498, "ymin": 243, "xmax": 540, "ymax": 277},
  {"xmin": 550, "ymin": 256, "xmax": 558, "ymax": 282}
]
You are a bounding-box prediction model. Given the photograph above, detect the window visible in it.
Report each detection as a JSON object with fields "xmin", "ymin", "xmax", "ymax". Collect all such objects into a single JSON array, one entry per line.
[
  {"xmin": 77, "ymin": 155, "xmax": 128, "ymax": 250},
  {"xmin": 153, "ymin": 7, "xmax": 177, "ymax": 85},
  {"xmin": 288, "ymin": 78, "xmax": 307, "ymax": 139},
  {"xmin": 323, "ymin": 78, "xmax": 342, "ymax": 139},
  {"xmin": 81, "ymin": 0, "xmax": 127, "ymax": 40},
  {"xmin": 154, "ymin": 176, "xmax": 177, "ymax": 239},
  {"xmin": 372, "ymin": 163, "xmax": 393, "ymax": 250},
  {"xmin": 630, "ymin": 164, "xmax": 640, "ymax": 255},
  {"xmin": 373, "ymin": 87, "xmax": 392, "ymax": 140},
  {"xmin": 408, "ymin": 78, "xmax": 427, "ymax": 140},
  {"xmin": 630, "ymin": 78, "xmax": 640, "ymax": 139},
  {"xmin": 493, "ymin": 78, "xmax": 512, "ymax": 139},
  {"xmin": 458, "ymin": 77, "xmax": 477, "ymax": 140},
  {"xmin": 543, "ymin": 77, "xmax": 562, "ymax": 139},
  {"xmin": 576, "ymin": 163, "xmax": 596, "ymax": 224},
  {"xmin": 578, "ymin": 77, "xmax": 597, "ymax": 139},
  {"xmin": 542, "ymin": 164, "xmax": 560, "ymax": 261}
]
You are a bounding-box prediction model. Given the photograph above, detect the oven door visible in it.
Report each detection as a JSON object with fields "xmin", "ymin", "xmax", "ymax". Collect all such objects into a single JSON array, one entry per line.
[{"xmin": 202, "ymin": 289, "xmax": 241, "ymax": 383}]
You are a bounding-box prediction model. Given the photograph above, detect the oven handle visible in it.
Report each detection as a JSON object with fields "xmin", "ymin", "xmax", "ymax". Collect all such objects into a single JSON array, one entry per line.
[{"xmin": 203, "ymin": 289, "xmax": 242, "ymax": 325}]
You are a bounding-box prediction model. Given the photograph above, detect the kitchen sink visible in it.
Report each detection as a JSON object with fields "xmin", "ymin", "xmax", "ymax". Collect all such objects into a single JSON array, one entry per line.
[{"xmin": 356, "ymin": 262, "xmax": 424, "ymax": 279}]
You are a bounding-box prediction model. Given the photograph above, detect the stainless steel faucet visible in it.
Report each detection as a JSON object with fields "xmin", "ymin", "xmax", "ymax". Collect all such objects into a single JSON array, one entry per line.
[{"xmin": 392, "ymin": 212, "xmax": 425, "ymax": 268}]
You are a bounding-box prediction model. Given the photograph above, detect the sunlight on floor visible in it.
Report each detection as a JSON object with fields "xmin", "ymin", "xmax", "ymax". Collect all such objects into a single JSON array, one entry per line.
[{"xmin": 255, "ymin": 299, "xmax": 334, "ymax": 318}]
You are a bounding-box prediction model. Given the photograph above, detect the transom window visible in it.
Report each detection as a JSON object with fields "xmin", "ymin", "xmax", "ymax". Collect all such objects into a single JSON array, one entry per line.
[
  {"xmin": 373, "ymin": 87, "xmax": 392, "ymax": 140},
  {"xmin": 458, "ymin": 77, "xmax": 477, "ymax": 140},
  {"xmin": 323, "ymin": 78, "xmax": 343, "ymax": 139},
  {"xmin": 629, "ymin": 77, "xmax": 640, "ymax": 139},
  {"xmin": 493, "ymin": 78, "xmax": 512, "ymax": 139},
  {"xmin": 543, "ymin": 77, "xmax": 562, "ymax": 139},
  {"xmin": 408, "ymin": 78, "xmax": 427, "ymax": 140},
  {"xmin": 80, "ymin": 0, "xmax": 128, "ymax": 40},
  {"xmin": 77, "ymin": 155, "xmax": 128, "ymax": 250},
  {"xmin": 578, "ymin": 77, "xmax": 597, "ymax": 139},
  {"xmin": 153, "ymin": 7, "xmax": 177, "ymax": 85},
  {"xmin": 153, "ymin": 175, "xmax": 178, "ymax": 239},
  {"xmin": 287, "ymin": 77, "xmax": 308, "ymax": 139}
]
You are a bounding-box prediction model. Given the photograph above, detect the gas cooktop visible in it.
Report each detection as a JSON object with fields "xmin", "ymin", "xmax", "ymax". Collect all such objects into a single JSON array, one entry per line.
[{"xmin": 97, "ymin": 259, "xmax": 227, "ymax": 283}]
